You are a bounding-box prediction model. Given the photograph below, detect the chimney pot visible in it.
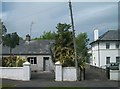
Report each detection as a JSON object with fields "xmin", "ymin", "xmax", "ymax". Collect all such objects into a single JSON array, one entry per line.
[{"xmin": 26, "ymin": 34, "xmax": 31, "ymax": 41}]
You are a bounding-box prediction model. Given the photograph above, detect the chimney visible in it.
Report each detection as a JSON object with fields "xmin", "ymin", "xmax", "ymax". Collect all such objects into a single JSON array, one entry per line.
[
  {"xmin": 26, "ymin": 34, "xmax": 31, "ymax": 41},
  {"xmin": 94, "ymin": 29, "xmax": 99, "ymax": 41}
]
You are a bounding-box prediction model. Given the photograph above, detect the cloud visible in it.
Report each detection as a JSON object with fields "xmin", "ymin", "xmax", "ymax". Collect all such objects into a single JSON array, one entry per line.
[
  {"xmin": 2, "ymin": 2, "xmax": 118, "ymax": 41},
  {"xmin": 2, "ymin": 0, "xmax": 120, "ymax": 2}
]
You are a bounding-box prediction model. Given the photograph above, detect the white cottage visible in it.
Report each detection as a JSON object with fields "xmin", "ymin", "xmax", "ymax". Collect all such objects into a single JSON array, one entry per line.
[
  {"xmin": 2, "ymin": 35, "xmax": 54, "ymax": 72},
  {"xmin": 90, "ymin": 29, "xmax": 120, "ymax": 68}
]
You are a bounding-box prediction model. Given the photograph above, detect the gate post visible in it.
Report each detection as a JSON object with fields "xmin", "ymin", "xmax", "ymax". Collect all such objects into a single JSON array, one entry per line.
[
  {"xmin": 55, "ymin": 61, "xmax": 62, "ymax": 81},
  {"xmin": 23, "ymin": 61, "xmax": 31, "ymax": 81}
]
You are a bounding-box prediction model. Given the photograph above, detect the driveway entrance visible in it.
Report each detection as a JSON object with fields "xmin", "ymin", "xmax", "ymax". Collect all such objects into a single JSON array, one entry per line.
[{"xmin": 31, "ymin": 72, "xmax": 55, "ymax": 81}]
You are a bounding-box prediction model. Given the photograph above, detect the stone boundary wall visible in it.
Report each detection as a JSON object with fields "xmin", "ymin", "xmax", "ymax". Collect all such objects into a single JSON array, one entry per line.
[{"xmin": 86, "ymin": 64, "xmax": 106, "ymax": 78}]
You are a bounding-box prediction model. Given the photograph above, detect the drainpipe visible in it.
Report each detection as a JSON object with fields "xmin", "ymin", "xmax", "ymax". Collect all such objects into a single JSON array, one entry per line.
[{"xmin": 98, "ymin": 42, "xmax": 100, "ymax": 67}]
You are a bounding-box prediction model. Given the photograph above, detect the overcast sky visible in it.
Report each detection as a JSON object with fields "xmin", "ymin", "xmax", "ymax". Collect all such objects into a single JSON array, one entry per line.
[{"xmin": 1, "ymin": 1, "xmax": 118, "ymax": 42}]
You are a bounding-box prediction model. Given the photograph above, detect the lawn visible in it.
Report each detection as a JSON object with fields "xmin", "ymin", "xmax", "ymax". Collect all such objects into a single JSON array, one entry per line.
[{"xmin": 47, "ymin": 87, "xmax": 90, "ymax": 89}]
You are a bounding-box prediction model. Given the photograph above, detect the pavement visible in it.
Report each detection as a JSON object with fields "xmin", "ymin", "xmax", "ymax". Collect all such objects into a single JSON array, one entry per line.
[{"xmin": 1, "ymin": 67, "xmax": 120, "ymax": 88}]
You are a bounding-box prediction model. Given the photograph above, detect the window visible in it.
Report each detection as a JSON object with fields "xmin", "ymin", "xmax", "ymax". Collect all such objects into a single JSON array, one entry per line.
[
  {"xmin": 115, "ymin": 43, "xmax": 119, "ymax": 49},
  {"xmin": 27, "ymin": 57, "xmax": 37, "ymax": 64},
  {"xmin": 106, "ymin": 43, "xmax": 110, "ymax": 49},
  {"xmin": 116, "ymin": 57, "xmax": 120, "ymax": 63},
  {"xmin": 106, "ymin": 57, "xmax": 110, "ymax": 64}
]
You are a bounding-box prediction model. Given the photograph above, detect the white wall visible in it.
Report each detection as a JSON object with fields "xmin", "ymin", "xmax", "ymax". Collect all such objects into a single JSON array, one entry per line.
[
  {"xmin": 63, "ymin": 67, "xmax": 77, "ymax": 81},
  {"xmin": 0, "ymin": 62, "xmax": 31, "ymax": 81},
  {"xmin": 110, "ymin": 70, "xmax": 120, "ymax": 80},
  {"xmin": 55, "ymin": 63, "xmax": 78, "ymax": 81},
  {"xmin": 0, "ymin": 67, "xmax": 23, "ymax": 80},
  {"xmin": 91, "ymin": 41, "xmax": 119, "ymax": 67}
]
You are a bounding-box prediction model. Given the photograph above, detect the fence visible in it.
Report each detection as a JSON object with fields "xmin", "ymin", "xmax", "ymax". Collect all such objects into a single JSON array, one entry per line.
[{"xmin": 0, "ymin": 61, "xmax": 31, "ymax": 81}]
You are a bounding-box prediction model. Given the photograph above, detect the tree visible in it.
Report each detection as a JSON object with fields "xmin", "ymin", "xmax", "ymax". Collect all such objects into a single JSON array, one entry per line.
[
  {"xmin": 0, "ymin": 20, "xmax": 7, "ymax": 44},
  {"xmin": 76, "ymin": 33, "xmax": 89, "ymax": 69},
  {"xmin": 33, "ymin": 31, "xmax": 56, "ymax": 40},
  {"xmin": 0, "ymin": 20, "xmax": 7, "ymax": 36},
  {"xmin": 53, "ymin": 23, "xmax": 75, "ymax": 66},
  {"xmin": 2, "ymin": 32, "xmax": 19, "ymax": 54}
]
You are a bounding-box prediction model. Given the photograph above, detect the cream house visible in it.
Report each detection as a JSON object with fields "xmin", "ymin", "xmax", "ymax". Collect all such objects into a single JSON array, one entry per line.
[
  {"xmin": 90, "ymin": 29, "xmax": 120, "ymax": 68},
  {"xmin": 2, "ymin": 35, "xmax": 54, "ymax": 72}
]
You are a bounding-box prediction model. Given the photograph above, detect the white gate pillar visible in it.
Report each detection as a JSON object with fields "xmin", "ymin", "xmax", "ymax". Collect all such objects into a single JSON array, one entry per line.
[
  {"xmin": 23, "ymin": 61, "xmax": 31, "ymax": 81},
  {"xmin": 55, "ymin": 61, "xmax": 62, "ymax": 81}
]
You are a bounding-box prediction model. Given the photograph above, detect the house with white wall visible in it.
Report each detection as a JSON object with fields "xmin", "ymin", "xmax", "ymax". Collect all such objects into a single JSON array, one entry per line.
[
  {"xmin": 90, "ymin": 29, "xmax": 120, "ymax": 68},
  {"xmin": 2, "ymin": 35, "xmax": 54, "ymax": 72}
]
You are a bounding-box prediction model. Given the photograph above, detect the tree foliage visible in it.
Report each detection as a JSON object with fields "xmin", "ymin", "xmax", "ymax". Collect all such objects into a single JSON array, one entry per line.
[
  {"xmin": 0, "ymin": 20, "xmax": 7, "ymax": 44},
  {"xmin": 53, "ymin": 23, "xmax": 75, "ymax": 66},
  {"xmin": 32, "ymin": 23, "xmax": 89, "ymax": 68},
  {"xmin": 0, "ymin": 20, "xmax": 7, "ymax": 36},
  {"xmin": 2, "ymin": 32, "xmax": 20, "ymax": 54},
  {"xmin": 76, "ymin": 33, "xmax": 89, "ymax": 68},
  {"xmin": 33, "ymin": 31, "xmax": 56, "ymax": 40}
]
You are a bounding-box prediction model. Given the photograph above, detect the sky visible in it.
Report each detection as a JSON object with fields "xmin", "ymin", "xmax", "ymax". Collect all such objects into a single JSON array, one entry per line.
[{"xmin": 1, "ymin": 1, "xmax": 118, "ymax": 42}]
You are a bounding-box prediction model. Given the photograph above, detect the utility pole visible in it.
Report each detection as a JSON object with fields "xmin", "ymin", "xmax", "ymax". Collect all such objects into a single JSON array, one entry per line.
[{"xmin": 69, "ymin": 0, "xmax": 78, "ymax": 80}]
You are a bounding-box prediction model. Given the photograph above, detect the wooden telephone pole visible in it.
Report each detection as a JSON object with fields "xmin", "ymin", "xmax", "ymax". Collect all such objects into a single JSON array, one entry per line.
[{"xmin": 69, "ymin": 0, "xmax": 78, "ymax": 80}]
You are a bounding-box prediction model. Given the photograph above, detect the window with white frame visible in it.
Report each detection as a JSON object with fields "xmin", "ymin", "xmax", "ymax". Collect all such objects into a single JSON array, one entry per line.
[
  {"xmin": 106, "ymin": 43, "xmax": 110, "ymax": 49},
  {"xmin": 27, "ymin": 57, "xmax": 37, "ymax": 64},
  {"xmin": 115, "ymin": 43, "xmax": 119, "ymax": 49},
  {"xmin": 106, "ymin": 57, "xmax": 110, "ymax": 64},
  {"xmin": 116, "ymin": 56, "xmax": 120, "ymax": 63}
]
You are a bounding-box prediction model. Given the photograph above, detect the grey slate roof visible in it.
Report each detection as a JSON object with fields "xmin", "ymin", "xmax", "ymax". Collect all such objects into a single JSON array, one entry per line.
[
  {"xmin": 90, "ymin": 30, "xmax": 120, "ymax": 44},
  {"xmin": 98, "ymin": 30, "xmax": 119, "ymax": 41},
  {"xmin": 2, "ymin": 40, "xmax": 54, "ymax": 55}
]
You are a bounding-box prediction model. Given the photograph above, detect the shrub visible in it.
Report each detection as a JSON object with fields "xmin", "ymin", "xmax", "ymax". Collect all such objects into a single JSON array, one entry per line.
[{"xmin": 2, "ymin": 56, "xmax": 27, "ymax": 67}]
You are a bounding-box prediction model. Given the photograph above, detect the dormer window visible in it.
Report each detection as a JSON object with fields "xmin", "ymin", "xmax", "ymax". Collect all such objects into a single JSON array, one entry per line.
[{"xmin": 106, "ymin": 43, "xmax": 110, "ymax": 49}]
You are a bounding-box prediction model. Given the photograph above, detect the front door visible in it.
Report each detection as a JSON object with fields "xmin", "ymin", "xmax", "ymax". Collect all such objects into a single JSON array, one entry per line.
[{"xmin": 43, "ymin": 57, "xmax": 50, "ymax": 71}]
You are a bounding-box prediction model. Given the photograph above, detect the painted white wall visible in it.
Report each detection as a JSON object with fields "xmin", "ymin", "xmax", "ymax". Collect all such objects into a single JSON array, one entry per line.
[
  {"xmin": 91, "ymin": 41, "xmax": 119, "ymax": 67},
  {"xmin": 110, "ymin": 70, "xmax": 120, "ymax": 80},
  {"xmin": 63, "ymin": 67, "xmax": 77, "ymax": 81},
  {"xmin": 0, "ymin": 62, "xmax": 31, "ymax": 81},
  {"xmin": 0, "ymin": 67, "xmax": 23, "ymax": 80},
  {"xmin": 55, "ymin": 63, "xmax": 78, "ymax": 81}
]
